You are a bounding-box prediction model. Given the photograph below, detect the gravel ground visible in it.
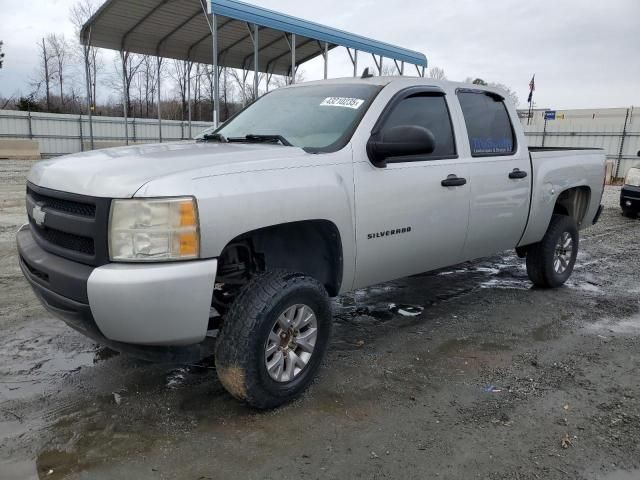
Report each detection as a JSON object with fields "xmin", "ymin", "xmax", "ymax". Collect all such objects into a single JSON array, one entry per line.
[{"xmin": 0, "ymin": 159, "xmax": 639, "ymax": 480}]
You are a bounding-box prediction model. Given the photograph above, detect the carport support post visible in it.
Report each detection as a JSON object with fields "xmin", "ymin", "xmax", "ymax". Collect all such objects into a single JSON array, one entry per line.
[
  {"xmin": 212, "ymin": 12, "xmax": 220, "ymax": 127},
  {"xmin": 83, "ymin": 28, "xmax": 94, "ymax": 150},
  {"xmin": 353, "ymin": 49, "xmax": 358, "ymax": 77},
  {"xmin": 290, "ymin": 33, "xmax": 296, "ymax": 85},
  {"xmin": 323, "ymin": 42, "xmax": 328, "ymax": 79},
  {"xmin": 266, "ymin": 70, "xmax": 273, "ymax": 92},
  {"xmin": 187, "ymin": 61, "xmax": 192, "ymax": 138},
  {"xmin": 157, "ymin": 57, "xmax": 163, "ymax": 142},
  {"xmin": 372, "ymin": 54, "xmax": 383, "ymax": 75},
  {"xmin": 347, "ymin": 48, "xmax": 358, "ymax": 77},
  {"xmin": 253, "ymin": 24, "xmax": 259, "ymax": 100},
  {"xmin": 120, "ymin": 51, "xmax": 129, "ymax": 146}
]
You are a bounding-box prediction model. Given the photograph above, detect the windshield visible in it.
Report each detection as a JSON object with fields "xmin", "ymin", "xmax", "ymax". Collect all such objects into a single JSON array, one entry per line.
[{"xmin": 198, "ymin": 83, "xmax": 382, "ymax": 152}]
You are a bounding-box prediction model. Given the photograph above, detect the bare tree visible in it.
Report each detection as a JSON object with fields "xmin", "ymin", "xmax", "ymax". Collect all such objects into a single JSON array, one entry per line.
[
  {"xmin": 229, "ymin": 69, "xmax": 266, "ymax": 105},
  {"xmin": 139, "ymin": 55, "xmax": 158, "ymax": 117},
  {"xmin": 0, "ymin": 41, "xmax": 5, "ymax": 70},
  {"xmin": 271, "ymin": 69, "xmax": 305, "ymax": 89},
  {"xmin": 70, "ymin": 0, "xmax": 102, "ymax": 112},
  {"xmin": 33, "ymin": 38, "xmax": 56, "ymax": 111},
  {"xmin": 193, "ymin": 63, "xmax": 204, "ymax": 120},
  {"xmin": 126, "ymin": 55, "xmax": 158, "ymax": 117},
  {"xmin": 47, "ymin": 34, "xmax": 69, "ymax": 106},
  {"xmin": 381, "ymin": 64, "xmax": 397, "ymax": 76},
  {"xmin": 489, "ymin": 82, "xmax": 519, "ymax": 107},
  {"xmin": 119, "ymin": 52, "xmax": 145, "ymax": 117},
  {"xmin": 464, "ymin": 77, "xmax": 519, "ymax": 106},
  {"xmin": 428, "ymin": 66, "xmax": 447, "ymax": 80},
  {"xmin": 169, "ymin": 59, "xmax": 191, "ymax": 120},
  {"xmin": 203, "ymin": 66, "xmax": 235, "ymax": 121}
]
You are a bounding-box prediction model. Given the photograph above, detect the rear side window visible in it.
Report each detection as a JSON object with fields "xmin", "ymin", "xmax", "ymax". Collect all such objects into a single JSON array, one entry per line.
[
  {"xmin": 382, "ymin": 94, "xmax": 456, "ymax": 159},
  {"xmin": 457, "ymin": 91, "xmax": 516, "ymax": 156}
]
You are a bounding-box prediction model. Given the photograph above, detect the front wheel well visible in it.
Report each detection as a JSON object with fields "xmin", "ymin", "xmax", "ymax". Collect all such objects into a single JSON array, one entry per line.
[{"xmin": 213, "ymin": 220, "xmax": 343, "ymax": 313}]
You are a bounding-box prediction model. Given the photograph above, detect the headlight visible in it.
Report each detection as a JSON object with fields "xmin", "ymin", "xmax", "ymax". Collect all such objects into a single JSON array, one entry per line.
[
  {"xmin": 625, "ymin": 168, "xmax": 640, "ymax": 187},
  {"xmin": 109, "ymin": 197, "xmax": 199, "ymax": 262}
]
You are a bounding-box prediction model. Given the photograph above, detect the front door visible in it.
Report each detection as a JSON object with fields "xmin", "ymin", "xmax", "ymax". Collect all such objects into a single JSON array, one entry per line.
[{"xmin": 353, "ymin": 89, "xmax": 471, "ymax": 289}]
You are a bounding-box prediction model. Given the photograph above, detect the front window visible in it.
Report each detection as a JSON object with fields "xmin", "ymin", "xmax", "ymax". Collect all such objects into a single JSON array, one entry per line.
[
  {"xmin": 380, "ymin": 93, "xmax": 457, "ymax": 160},
  {"xmin": 198, "ymin": 83, "xmax": 382, "ymax": 153}
]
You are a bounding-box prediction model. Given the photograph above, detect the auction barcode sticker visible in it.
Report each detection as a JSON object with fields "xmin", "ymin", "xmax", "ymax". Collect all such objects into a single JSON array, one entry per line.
[{"xmin": 320, "ymin": 97, "xmax": 365, "ymax": 109}]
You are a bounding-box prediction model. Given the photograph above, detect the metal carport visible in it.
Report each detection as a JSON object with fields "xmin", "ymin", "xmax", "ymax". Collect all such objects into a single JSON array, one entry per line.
[{"xmin": 80, "ymin": 0, "xmax": 428, "ymax": 144}]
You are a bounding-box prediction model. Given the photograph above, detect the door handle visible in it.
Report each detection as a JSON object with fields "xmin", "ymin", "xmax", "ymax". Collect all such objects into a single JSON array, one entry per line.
[
  {"xmin": 441, "ymin": 175, "xmax": 467, "ymax": 187},
  {"xmin": 509, "ymin": 168, "xmax": 528, "ymax": 179}
]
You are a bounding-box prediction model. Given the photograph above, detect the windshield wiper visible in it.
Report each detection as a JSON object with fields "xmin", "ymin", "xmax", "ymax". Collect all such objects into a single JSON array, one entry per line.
[
  {"xmin": 227, "ymin": 134, "xmax": 292, "ymax": 146},
  {"xmin": 200, "ymin": 133, "xmax": 227, "ymax": 143}
]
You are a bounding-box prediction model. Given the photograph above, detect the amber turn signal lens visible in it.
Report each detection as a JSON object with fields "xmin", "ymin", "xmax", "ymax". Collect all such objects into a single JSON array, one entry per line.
[
  {"xmin": 179, "ymin": 231, "xmax": 199, "ymax": 257},
  {"xmin": 179, "ymin": 200, "xmax": 197, "ymax": 227}
]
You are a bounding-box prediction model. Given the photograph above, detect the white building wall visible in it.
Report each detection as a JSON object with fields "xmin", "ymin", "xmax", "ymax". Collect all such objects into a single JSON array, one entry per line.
[{"xmin": 0, "ymin": 110, "xmax": 213, "ymax": 157}]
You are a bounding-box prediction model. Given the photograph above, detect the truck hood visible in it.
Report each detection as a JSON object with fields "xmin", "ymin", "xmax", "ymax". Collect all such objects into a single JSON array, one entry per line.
[{"xmin": 28, "ymin": 141, "xmax": 309, "ymax": 197}]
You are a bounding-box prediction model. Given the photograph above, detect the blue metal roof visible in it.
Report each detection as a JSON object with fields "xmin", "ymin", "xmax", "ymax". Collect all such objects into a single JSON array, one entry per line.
[
  {"xmin": 81, "ymin": 0, "xmax": 427, "ymax": 75},
  {"xmin": 210, "ymin": 0, "xmax": 428, "ymax": 67}
]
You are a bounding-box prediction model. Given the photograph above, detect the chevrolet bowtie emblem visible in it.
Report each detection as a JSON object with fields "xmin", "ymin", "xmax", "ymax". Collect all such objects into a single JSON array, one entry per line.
[{"xmin": 32, "ymin": 204, "xmax": 46, "ymax": 227}]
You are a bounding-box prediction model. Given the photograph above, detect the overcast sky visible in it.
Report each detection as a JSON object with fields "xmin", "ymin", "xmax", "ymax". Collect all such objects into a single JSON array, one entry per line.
[{"xmin": 0, "ymin": 0, "xmax": 638, "ymax": 109}]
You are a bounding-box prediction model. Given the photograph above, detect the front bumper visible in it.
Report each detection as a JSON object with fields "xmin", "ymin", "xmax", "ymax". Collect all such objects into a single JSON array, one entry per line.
[{"xmin": 17, "ymin": 225, "xmax": 218, "ymax": 362}]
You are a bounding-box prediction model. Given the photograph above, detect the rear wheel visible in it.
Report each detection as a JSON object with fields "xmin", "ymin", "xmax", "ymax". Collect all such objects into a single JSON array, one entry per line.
[
  {"xmin": 215, "ymin": 270, "xmax": 332, "ymax": 409},
  {"xmin": 526, "ymin": 214, "xmax": 579, "ymax": 288},
  {"xmin": 622, "ymin": 208, "xmax": 637, "ymax": 219}
]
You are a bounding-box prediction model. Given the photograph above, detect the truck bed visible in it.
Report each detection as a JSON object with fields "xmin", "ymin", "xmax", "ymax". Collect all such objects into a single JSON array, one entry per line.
[{"xmin": 518, "ymin": 147, "xmax": 606, "ymax": 247}]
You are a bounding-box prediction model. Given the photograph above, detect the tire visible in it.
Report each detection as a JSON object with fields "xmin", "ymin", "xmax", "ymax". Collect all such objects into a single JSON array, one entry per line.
[
  {"xmin": 526, "ymin": 214, "xmax": 579, "ymax": 288},
  {"xmin": 215, "ymin": 270, "xmax": 332, "ymax": 409},
  {"xmin": 622, "ymin": 209, "xmax": 637, "ymax": 219}
]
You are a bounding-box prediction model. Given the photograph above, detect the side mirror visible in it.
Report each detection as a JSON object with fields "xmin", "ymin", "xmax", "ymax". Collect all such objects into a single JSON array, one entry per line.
[{"xmin": 367, "ymin": 125, "xmax": 435, "ymax": 167}]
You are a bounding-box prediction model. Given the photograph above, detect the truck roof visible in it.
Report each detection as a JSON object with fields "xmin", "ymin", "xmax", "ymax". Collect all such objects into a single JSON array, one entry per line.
[{"xmin": 286, "ymin": 76, "xmax": 511, "ymax": 101}]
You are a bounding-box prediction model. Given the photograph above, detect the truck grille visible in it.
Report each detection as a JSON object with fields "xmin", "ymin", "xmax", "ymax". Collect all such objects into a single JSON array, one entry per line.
[
  {"xmin": 26, "ymin": 183, "xmax": 111, "ymax": 266},
  {"xmin": 29, "ymin": 220, "xmax": 95, "ymax": 255},
  {"xmin": 28, "ymin": 187, "xmax": 96, "ymax": 217}
]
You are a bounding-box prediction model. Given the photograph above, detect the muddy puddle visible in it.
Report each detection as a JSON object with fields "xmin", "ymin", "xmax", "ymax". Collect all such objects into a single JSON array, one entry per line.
[
  {"xmin": 585, "ymin": 313, "xmax": 640, "ymax": 336},
  {"xmin": 0, "ymin": 323, "xmax": 113, "ymax": 401}
]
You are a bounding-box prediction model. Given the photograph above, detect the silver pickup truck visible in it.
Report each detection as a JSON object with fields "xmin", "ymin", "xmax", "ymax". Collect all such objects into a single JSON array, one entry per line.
[{"xmin": 17, "ymin": 77, "xmax": 606, "ymax": 408}]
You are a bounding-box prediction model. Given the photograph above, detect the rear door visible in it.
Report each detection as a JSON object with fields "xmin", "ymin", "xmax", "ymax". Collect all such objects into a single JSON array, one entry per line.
[
  {"xmin": 353, "ymin": 87, "xmax": 471, "ymax": 288},
  {"xmin": 455, "ymin": 90, "xmax": 531, "ymax": 259}
]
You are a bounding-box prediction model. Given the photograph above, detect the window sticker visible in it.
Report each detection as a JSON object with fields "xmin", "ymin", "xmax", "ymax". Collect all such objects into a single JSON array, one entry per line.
[
  {"xmin": 471, "ymin": 138, "xmax": 514, "ymax": 154},
  {"xmin": 320, "ymin": 97, "xmax": 365, "ymax": 109}
]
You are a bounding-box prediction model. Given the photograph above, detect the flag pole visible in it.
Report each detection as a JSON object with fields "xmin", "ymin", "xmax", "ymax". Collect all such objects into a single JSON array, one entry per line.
[{"xmin": 527, "ymin": 74, "xmax": 535, "ymax": 126}]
